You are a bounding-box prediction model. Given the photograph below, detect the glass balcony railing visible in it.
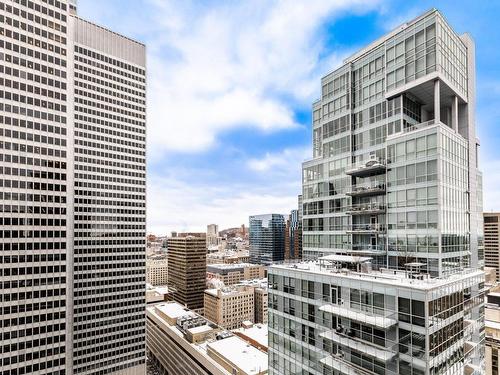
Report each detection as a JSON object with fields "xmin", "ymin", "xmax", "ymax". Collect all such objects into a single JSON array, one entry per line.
[
  {"xmin": 346, "ymin": 183, "xmax": 386, "ymax": 197},
  {"xmin": 346, "ymin": 203, "xmax": 386, "ymax": 215},
  {"xmin": 346, "ymin": 224, "xmax": 386, "ymax": 234},
  {"xmin": 320, "ymin": 329, "xmax": 398, "ymax": 362},
  {"xmin": 318, "ymin": 300, "xmax": 397, "ymax": 330},
  {"xmin": 345, "ymin": 158, "xmax": 386, "ymax": 177}
]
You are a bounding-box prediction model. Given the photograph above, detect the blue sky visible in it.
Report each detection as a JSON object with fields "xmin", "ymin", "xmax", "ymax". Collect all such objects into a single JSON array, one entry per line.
[{"xmin": 79, "ymin": 0, "xmax": 500, "ymax": 235}]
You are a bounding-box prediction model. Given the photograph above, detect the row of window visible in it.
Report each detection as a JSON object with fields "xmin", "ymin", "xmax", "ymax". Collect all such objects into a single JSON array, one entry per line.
[
  {"xmin": 2, "ymin": 48, "xmax": 66, "ymax": 79},
  {"xmin": 1, "ymin": 76, "xmax": 66, "ymax": 101},
  {"xmin": 74, "ymin": 45, "xmax": 144, "ymax": 76},
  {"xmin": 1, "ymin": 63, "xmax": 67, "ymax": 90},
  {"xmin": 0, "ymin": 100, "xmax": 66, "ymax": 124},
  {"xmin": 75, "ymin": 54, "xmax": 144, "ymax": 84}
]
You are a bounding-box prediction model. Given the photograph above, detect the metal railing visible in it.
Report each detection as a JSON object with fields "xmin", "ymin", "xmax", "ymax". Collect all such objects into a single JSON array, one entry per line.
[
  {"xmin": 347, "ymin": 183, "xmax": 386, "ymax": 195},
  {"xmin": 347, "ymin": 224, "xmax": 386, "ymax": 232},
  {"xmin": 346, "ymin": 203, "xmax": 386, "ymax": 214}
]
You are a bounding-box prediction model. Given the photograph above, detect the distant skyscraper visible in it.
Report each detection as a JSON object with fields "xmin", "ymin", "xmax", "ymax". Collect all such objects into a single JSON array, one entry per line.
[
  {"xmin": 167, "ymin": 235, "xmax": 207, "ymax": 313},
  {"xmin": 249, "ymin": 214, "xmax": 285, "ymax": 265},
  {"xmin": 285, "ymin": 209, "xmax": 302, "ymax": 260},
  {"xmin": 0, "ymin": 1, "xmax": 146, "ymax": 374},
  {"xmin": 269, "ymin": 9, "xmax": 484, "ymax": 375},
  {"xmin": 207, "ymin": 223, "xmax": 220, "ymax": 247},
  {"xmin": 484, "ymin": 212, "xmax": 500, "ymax": 281}
]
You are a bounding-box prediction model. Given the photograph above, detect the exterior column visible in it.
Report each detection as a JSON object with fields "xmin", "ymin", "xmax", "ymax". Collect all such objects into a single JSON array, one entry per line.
[
  {"xmin": 434, "ymin": 79, "xmax": 440, "ymax": 123},
  {"xmin": 451, "ymin": 95, "xmax": 458, "ymax": 132}
]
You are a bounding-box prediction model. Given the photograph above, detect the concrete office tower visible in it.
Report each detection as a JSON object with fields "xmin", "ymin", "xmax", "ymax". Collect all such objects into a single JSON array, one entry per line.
[
  {"xmin": 70, "ymin": 16, "xmax": 146, "ymax": 375},
  {"xmin": 285, "ymin": 209, "xmax": 302, "ymax": 260},
  {"xmin": 0, "ymin": 1, "xmax": 147, "ymax": 374},
  {"xmin": 484, "ymin": 213, "xmax": 500, "ymax": 281},
  {"xmin": 269, "ymin": 9, "xmax": 484, "ymax": 375},
  {"xmin": 249, "ymin": 214, "xmax": 285, "ymax": 265},
  {"xmin": 167, "ymin": 235, "xmax": 207, "ymax": 313}
]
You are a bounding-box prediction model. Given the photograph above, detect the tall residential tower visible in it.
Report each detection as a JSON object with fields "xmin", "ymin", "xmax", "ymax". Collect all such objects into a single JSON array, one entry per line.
[
  {"xmin": 0, "ymin": 1, "xmax": 146, "ymax": 374},
  {"xmin": 269, "ymin": 9, "xmax": 484, "ymax": 375}
]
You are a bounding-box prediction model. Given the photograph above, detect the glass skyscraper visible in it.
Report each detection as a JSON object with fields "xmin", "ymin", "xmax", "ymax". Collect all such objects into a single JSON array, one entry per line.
[
  {"xmin": 269, "ymin": 9, "xmax": 484, "ymax": 375},
  {"xmin": 249, "ymin": 213, "xmax": 285, "ymax": 265}
]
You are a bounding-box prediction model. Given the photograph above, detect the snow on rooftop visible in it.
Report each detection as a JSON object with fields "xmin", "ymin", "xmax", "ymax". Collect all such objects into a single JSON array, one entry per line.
[
  {"xmin": 207, "ymin": 336, "xmax": 268, "ymax": 374},
  {"xmin": 233, "ymin": 324, "xmax": 268, "ymax": 349}
]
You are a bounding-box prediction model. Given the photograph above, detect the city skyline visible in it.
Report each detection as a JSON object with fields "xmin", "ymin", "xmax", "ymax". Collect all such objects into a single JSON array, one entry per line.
[{"xmin": 77, "ymin": 0, "xmax": 500, "ymax": 234}]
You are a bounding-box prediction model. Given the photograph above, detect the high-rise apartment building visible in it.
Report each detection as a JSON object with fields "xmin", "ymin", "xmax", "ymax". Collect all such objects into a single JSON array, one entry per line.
[
  {"xmin": 167, "ymin": 235, "xmax": 207, "ymax": 313},
  {"xmin": 0, "ymin": 1, "xmax": 146, "ymax": 374},
  {"xmin": 484, "ymin": 213, "xmax": 500, "ymax": 281},
  {"xmin": 249, "ymin": 214, "xmax": 285, "ymax": 265},
  {"xmin": 285, "ymin": 209, "xmax": 302, "ymax": 260},
  {"xmin": 269, "ymin": 9, "xmax": 484, "ymax": 375}
]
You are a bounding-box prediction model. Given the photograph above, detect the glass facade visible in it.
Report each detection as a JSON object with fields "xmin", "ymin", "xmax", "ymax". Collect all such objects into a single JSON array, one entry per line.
[
  {"xmin": 249, "ymin": 214, "xmax": 285, "ymax": 265},
  {"xmin": 271, "ymin": 8, "xmax": 484, "ymax": 375}
]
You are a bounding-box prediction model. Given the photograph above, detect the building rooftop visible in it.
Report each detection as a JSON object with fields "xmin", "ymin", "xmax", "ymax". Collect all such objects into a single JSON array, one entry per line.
[
  {"xmin": 205, "ymin": 285, "xmax": 254, "ymax": 298},
  {"xmin": 271, "ymin": 260, "xmax": 483, "ymax": 291},
  {"xmin": 236, "ymin": 278, "xmax": 268, "ymax": 290},
  {"xmin": 207, "ymin": 263, "xmax": 261, "ymax": 271},
  {"xmin": 232, "ymin": 324, "xmax": 268, "ymax": 350},
  {"xmin": 207, "ymin": 335, "xmax": 268, "ymax": 374},
  {"xmin": 147, "ymin": 302, "xmax": 268, "ymax": 375}
]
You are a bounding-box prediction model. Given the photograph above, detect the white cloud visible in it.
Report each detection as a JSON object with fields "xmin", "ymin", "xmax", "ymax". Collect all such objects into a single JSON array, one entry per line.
[
  {"xmin": 144, "ymin": 0, "xmax": 382, "ymax": 157},
  {"xmin": 247, "ymin": 147, "xmax": 310, "ymax": 173},
  {"xmin": 147, "ymin": 175, "xmax": 299, "ymax": 235}
]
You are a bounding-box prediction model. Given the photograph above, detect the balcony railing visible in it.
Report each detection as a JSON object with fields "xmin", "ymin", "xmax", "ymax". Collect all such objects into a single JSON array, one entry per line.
[
  {"xmin": 346, "ymin": 183, "xmax": 386, "ymax": 197},
  {"xmin": 347, "ymin": 244, "xmax": 386, "ymax": 255},
  {"xmin": 320, "ymin": 329, "xmax": 398, "ymax": 362},
  {"xmin": 320, "ymin": 354, "xmax": 373, "ymax": 375},
  {"xmin": 319, "ymin": 301, "xmax": 397, "ymax": 330},
  {"xmin": 346, "ymin": 224, "xmax": 386, "ymax": 234},
  {"xmin": 345, "ymin": 158, "xmax": 386, "ymax": 177},
  {"xmin": 346, "ymin": 203, "xmax": 386, "ymax": 215}
]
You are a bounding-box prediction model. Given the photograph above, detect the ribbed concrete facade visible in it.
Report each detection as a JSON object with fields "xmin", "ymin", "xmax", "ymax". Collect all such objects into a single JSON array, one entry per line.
[{"xmin": 0, "ymin": 1, "xmax": 146, "ymax": 374}]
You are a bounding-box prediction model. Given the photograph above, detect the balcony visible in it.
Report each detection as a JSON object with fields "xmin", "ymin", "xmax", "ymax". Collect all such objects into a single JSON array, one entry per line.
[
  {"xmin": 320, "ymin": 355, "xmax": 373, "ymax": 375},
  {"xmin": 346, "ymin": 184, "xmax": 386, "ymax": 197},
  {"xmin": 346, "ymin": 203, "xmax": 385, "ymax": 215},
  {"xmin": 345, "ymin": 159, "xmax": 385, "ymax": 177},
  {"xmin": 320, "ymin": 330, "xmax": 397, "ymax": 362},
  {"xmin": 319, "ymin": 303, "xmax": 397, "ymax": 329},
  {"xmin": 346, "ymin": 244, "xmax": 386, "ymax": 255},
  {"xmin": 346, "ymin": 224, "xmax": 386, "ymax": 234}
]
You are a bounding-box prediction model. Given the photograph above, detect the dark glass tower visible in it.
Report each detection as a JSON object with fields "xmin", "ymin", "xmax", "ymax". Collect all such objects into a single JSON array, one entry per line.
[{"xmin": 249, "ymin": 213, "xmax": 285, "ymax": 265}]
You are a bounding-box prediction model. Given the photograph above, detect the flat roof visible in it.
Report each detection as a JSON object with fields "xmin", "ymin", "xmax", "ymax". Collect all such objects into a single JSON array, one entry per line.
[
  {"xmin": 233, "ymin": 324, "xmax": 268, "ymax": 349},
  {"xmin": 207, "ymin": 336, "xmax": 268, "ymax": 374},
  {"xmin": 270, "ymin": 262, "xmax": 484, "ymax": 291},
  {"xmin": 208, "ymin": 263, "xmax": 259, "ymax": 269},
  {"xmin": 205, "ymin": 287, "xmax": 253, "ymax": 297},
  {"xmin": 188, "ymin": 325, "xmax": 213, "ymax": 335},
  {"xmin": 156, "ymin": 302, "xmax": 193, "ymax": 320},
  {"xmin": 320, "ymin": 254, "xmax": 372, "ymax": 263}
]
